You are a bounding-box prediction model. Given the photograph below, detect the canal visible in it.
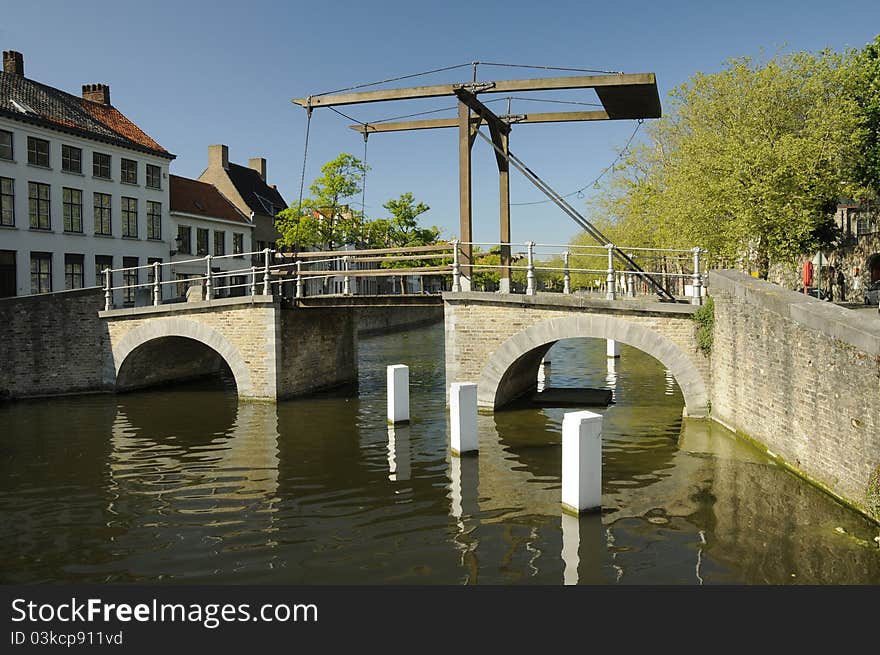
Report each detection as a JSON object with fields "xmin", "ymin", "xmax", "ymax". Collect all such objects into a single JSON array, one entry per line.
[{"xmin": 1, "ymin": 322, "xmax": 879, "ymax": 584}]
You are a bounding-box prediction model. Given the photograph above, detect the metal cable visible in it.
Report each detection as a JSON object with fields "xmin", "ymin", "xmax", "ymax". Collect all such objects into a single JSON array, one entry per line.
[
  {"xmin": 314, "ymin": 62, "xmax": 475, "ymax": 97},
  {"xmin": 511, "ymin": 119, "xmax": 643, "ymax": 206},
  {"xmin": 478, "ymin": 61, "xmax": 624, "ymax": 75},
  {"xmin": 293, "ymin": 108, "xmax": 313, "ymax": 253}
]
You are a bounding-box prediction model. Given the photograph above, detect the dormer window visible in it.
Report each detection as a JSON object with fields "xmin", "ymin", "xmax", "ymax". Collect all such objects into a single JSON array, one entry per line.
[{"xmin": 253, "ymin": 193, "xmax": 275, "ymax": 215}]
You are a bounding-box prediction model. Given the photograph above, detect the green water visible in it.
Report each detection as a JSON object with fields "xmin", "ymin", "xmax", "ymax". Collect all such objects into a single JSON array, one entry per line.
[{"xmin": 1, "ymin": 322, "xmax": 878, "ymax": 584}]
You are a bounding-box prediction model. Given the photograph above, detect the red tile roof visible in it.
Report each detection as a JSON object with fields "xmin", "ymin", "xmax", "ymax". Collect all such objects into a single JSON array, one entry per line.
[
  {"xmin": 170, "ymin": 175, "xmax": 252, "ymax": 225},
  {"xmin": 0, "ymin": 70, "xmax": 173, "ymax": 158},
  {"xmin": 80, "ymin": 99, "xmax": 168, "ymax": 154}
]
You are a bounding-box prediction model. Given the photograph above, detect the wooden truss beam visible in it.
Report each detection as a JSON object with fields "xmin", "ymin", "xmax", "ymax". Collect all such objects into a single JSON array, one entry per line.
[{"xmin": 348, "ymin": 110, "xmax": 614, "ymax": 134}]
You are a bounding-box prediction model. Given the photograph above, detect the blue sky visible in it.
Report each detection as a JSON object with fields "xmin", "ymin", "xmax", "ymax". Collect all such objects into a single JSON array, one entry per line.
[{"xmin": 3, "ymin": 1, "xmax": 879, "ymax": 245}]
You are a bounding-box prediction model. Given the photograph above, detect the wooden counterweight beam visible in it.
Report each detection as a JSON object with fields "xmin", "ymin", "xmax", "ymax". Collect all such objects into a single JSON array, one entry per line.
[{"xmin": 292, "ymin": 73, "xmax": 661, "ymax": 119}]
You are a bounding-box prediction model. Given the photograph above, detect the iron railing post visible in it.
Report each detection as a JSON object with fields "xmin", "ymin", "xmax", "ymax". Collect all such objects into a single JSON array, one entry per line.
[
  {"xmin": 451, "ymin": 239, "xmax": 461, "ymax": 292},
  {"xmin": 526, "ymin": 241, "xmax": 536, "ymax": 295},
  {"xmin": 104, "ymin": 268, "xmax": 112, "ymax": 311},
  {"xmin": 152, "ymin": 261, "xmax": 160, "ymax": 306},
  {"xmin": 563, "ymin": 250, "xmax": 571, "ymax": 294},
  {"xmin": 250, "ymin": 266, "xmax": 258, "ymax": 296},
  {"xmin": 205, "ymin": 255, "xmax": 213, "ymax": 300},
  {"xmin": 605, "ymin": 243, "xmax": 616, "ymax": 300},
  {"xmin": 342, "ymin": 256, "xmax": 351, "ymax": 296},
  {"xmin": 295, "ymin": 260, "xmax": 303, "ymax": 299},
  {"xmin": 262, "ymin": 248, "xmax": 271, "ymax": 296},
  {"xmin": 691, "ymin": 247, "xmax": 703, "ymax": 305}
]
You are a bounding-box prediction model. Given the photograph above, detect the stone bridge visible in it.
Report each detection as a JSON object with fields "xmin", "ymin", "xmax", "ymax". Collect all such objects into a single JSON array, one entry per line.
[
  {"xmin": 443, "ymin": 292, "xmax": 710, "ymax": 417},
  {"xmin": 100, "ymin": 295, "xmax": 358, "ymax": 400},
  {"xmin": 98, "ymin": 293, "xmax": 444, "ymax": 400}
]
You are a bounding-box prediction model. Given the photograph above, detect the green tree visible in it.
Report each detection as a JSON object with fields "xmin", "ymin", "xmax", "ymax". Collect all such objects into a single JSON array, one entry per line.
[
  {"xmin": 276, "ymin": 153, "xmax": 369, "ymax": 250},
  {"xmin": 366, "ymin": 193, "xmax": 438, "ymax": 249},
  {"xmin": 585, "ymin": 49, "xmax": 865, "ymax": 278},
  {"xmin": 852, "ymin": 34, "xmax": 880, "ymax": 197}
]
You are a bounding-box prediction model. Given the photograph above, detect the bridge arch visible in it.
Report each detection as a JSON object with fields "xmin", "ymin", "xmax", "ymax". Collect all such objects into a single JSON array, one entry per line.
[
  {"xmin": 108, "ymin": 317, "xmax": 254, "ymax": 395},
  {"xmin": 477, "ymin": 314, "xmax": 709, "ymax": 417}
]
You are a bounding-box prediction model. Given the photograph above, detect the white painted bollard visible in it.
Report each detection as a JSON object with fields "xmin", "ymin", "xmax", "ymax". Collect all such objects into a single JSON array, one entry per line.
[
  {"xmin": 387, "ymin": 365, "xmax": 410, "ymax": 424},
  {"xmin": 450, "ymin": 382, "xmax": 478, "ymax": 456},
  {"xmin": 561, "ymin": 410, "xmax": 603, "ymax": 515},
  {"xmin": 606, "ymin": 339, "xmax": 620, "ymax": 358}
]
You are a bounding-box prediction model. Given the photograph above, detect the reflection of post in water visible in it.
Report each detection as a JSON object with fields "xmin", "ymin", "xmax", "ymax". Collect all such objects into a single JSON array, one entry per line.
[
  {"xmin": 386, "ymin": 424, "xmax": 411, "ymax": 482},
  {"xmin": 537, "ymin": 357, "xmax": 550, "ymax": 392},
  {"xmin": 448, "ymin": 454, "xmax": 481, "ymax": 583},
  {"xmin": 664, "ymin": 368, "xmax": 676, "ymax": 396},
  {"xmin": 561, "ymin": 512, "xmax": 606, "ymax": 585},
  {"xmin": 605, "ymin": 357, "xmax": 618, "ymax": 398}
]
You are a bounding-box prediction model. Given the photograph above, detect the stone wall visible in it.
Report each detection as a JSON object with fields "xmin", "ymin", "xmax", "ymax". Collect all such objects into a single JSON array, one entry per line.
[
  {"xmin": 354, "ymin": 305, "xmax": 443, "ymax": 336},
  {"xmin": 709, "ymin": 270, "xmax": 880, "ymax": 519},
  {"xmin": 443, "ymin": 292, "xmax": 709, "ymax": 415},
  {"xmin": 278, "ymin": 307, "xmax": 357, "ymax": 398},
  {"xmin": 294, "ymin": 295, "xmax": 444, "ymax": 336},
  {"xmin": 0, "ymin": 287, "xmax": 109, "ymax": 399}
]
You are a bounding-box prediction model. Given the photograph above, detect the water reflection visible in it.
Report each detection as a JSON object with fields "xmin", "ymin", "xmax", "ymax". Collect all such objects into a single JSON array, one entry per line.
[
  {"xmin": 448, "ymin": 455, "xmax": 480, "ymax": 584},
  {"xmin": 104, "ymin": 395, "xmax": 281, "ymax": 581},
  {"xmin": 1, "ymin": 326, "xmax": 879, "ymax": 584},
  {"xmin": 387, "ymin": 425, "xmax": 411, "ymax": 482}
]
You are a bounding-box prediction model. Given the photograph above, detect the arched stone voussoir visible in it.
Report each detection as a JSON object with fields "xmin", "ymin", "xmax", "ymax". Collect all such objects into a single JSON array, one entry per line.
[
  {"xmin": 477, "ymin": 313, "xmax": 709, "ymax": 416},
  {"xmin": 111, "ymin": 317, "xmax": 254, "ymax": 395}
]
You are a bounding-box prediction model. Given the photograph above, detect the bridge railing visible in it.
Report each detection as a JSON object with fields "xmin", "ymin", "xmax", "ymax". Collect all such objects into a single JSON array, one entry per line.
[
  {"xmin": 456, "ymin": 241, "xmax": 708, "ymax": 305},
  {"xmin": 99, "ymin": 241, "xmax": 708, "ymax": 310},
  {"xmin": 100, "ymin": 248, "xmax": 278, "ymax": 310}
]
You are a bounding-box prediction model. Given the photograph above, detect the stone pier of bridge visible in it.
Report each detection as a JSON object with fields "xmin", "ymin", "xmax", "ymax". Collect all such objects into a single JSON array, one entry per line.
[{"xmin": 443, "ymin": 291, "xmax": 710, "ymax": 417}]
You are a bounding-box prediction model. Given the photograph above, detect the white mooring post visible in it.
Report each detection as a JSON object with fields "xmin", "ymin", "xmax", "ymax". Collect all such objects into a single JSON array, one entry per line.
[
  {"xmin": 606, "ymin": 339, "xmax": 620, "ymax": 358},
  {"xmin": 387, "ymin": 364, "xmax": 410, "ymax": 424},
  {"xmin": 152, "ymin": 261, "xmax": 161, "ymax": 306},
  {"xmin": 605, "ymin": 243, "xmax": 616, "ymax": 300},
  {"xmin": 295, "ymin": 261, "xmax": 303, "ymax": 298},
  {"xmin": 342, "ymin": 256, "xmax": 351, "ymax": 296},
  {"xmin": 691, "ymin": 247, "xmax": 703, "ymax": 306},
  {"xmin": 450, "ymin": 382, "xmax": 478, "ymax": 456},
  {"xmin": 451, "ymin": 239, "xmax": 461, "ymax": 292},
  {"xmin": 561, "ymin": 410, "xmax": 603, "ymax": 515}
]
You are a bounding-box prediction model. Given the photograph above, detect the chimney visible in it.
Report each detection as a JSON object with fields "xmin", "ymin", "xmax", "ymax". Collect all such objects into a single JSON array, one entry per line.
[
  {"xmin": 249, "ymin": 157, "xmax": 266, "ymax": 181},
  {"xmin": 82, "ymin": 83, "xmax": 110, "ymax": 105},
  {"xmin": 3, "ymin": 50, "xmax": 24, "ymax": 76},
  {"xmin": 209, "ymin": 144, "xmax": 229, "ymax": 171}
]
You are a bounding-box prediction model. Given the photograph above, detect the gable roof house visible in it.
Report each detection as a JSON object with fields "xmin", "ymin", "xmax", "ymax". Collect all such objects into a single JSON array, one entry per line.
[
  {"xmin": 197, "ymin": 144, "xmax": 286, "ymax": 253},
  {"xmin": 0, "ymin": 49, "xmax": 175, "ymax": 299},
  {"xmin": 169, "ymin": 174, "xmax": 254, "ymax": 293}
]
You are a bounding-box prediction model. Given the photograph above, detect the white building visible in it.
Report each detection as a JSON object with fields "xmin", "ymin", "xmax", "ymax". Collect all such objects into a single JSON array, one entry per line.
[
  {"xmin": 169, "ymin": 174, "xmax": 254, "ymax": 297},
  {"xmin": 0, "ymin": 50, "xmax": 174, "ymax": 300}
]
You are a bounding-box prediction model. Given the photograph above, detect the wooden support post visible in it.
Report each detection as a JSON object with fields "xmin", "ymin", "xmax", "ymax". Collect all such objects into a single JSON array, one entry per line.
[
  {"xmin": 499, "ymin": 131, "xmax": 511, "ymax": 293},
  {"xmin": 458, "ymin": 102, "xmax": 473, "ymax": 291}
]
